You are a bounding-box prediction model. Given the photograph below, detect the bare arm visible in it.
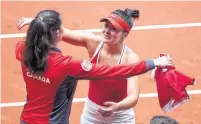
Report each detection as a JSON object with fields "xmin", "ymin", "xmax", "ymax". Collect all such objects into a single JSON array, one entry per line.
[
  {"xmin": 62, "ymin": 28, "xmax": 106, "ymax": 56},
  {"xmin": 17, "ymin": 17, "xmax": 106, "ymax": 56},
  {"xmin": 116, "ymin": 51, "xmax": 140, "ymax": 111},
  {"xmin": 62, "ymin": 27, "xmax": 106, "ymax": 47}
]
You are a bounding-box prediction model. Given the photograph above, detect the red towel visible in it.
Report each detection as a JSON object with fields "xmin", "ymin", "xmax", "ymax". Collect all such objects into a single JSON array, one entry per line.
[{"xmin": 153, "ymin": 54, "xmax": 195, "ymax": 112}]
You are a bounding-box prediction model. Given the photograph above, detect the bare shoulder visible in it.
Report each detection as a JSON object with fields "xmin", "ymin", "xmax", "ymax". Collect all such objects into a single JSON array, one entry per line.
[
  {"xmin": 125, "ymin": 47, "xmax": 140, "ymax": 63},
  {"xmin": 84, "ymin": 33, "xmax": 104, "ymax": 58}
]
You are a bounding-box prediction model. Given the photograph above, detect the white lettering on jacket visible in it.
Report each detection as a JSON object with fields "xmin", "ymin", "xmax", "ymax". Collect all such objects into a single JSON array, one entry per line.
[{"xmin": 27, "ymin": 72, "xmax": 50, "ymax": 84}]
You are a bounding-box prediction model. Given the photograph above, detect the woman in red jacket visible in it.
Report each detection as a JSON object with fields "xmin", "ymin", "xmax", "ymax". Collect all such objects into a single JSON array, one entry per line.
[{"xmin": 17, "ymin": 9, "xmax": 172, "ymax": 124}]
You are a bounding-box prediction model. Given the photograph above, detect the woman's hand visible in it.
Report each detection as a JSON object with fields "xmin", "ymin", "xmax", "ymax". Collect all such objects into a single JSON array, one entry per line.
[
  {"xmin": 17, "ymin": 17, "xmax": 33, "ymax": 30},
  {"xmin": 98, "ymin": 102, "xmax": 119, "ymax": 117},
  {"xmin": 153, "ymin": 54, "xmax": 173, "ymax": 68}
]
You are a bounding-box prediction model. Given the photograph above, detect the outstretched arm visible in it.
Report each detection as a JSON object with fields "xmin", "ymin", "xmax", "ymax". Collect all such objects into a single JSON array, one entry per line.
[
  {"xmin": 65, "ymin": 55, "xmax": 172, "ymax": 80},
  {"xmin": 61, "ymin": 27, "xmax": 106, "ymax": 47},
  {"xmin": 17, "ymin": 17, "xmax": 106, "ymax": 49}
]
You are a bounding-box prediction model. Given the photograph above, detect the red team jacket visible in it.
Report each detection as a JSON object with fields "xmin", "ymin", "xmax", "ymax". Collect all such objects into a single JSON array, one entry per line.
[
  {"xmin": 154, "ymin": 66, "xmax": 195, "ymax": 112},
  {"xmin": 15, "ymin": 41, "xmax": 155, "ymax": 124}
]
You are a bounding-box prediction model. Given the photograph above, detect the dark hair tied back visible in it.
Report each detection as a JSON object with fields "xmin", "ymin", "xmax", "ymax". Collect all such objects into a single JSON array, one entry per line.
[
  {"xmin": 124, "ymin": 8, "xmax": 139, "ymax": 20},
  {"xmin": 23, "ymin": 10, "xmax": 61, "ymax": 74}
]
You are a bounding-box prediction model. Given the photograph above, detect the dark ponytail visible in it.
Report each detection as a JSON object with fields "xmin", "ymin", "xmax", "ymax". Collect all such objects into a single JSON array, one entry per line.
[
  {"xmin": 124, "ymin": 8, "xmax": 139, "ymax": 20},
  {"xmin": 23, "ymin": 10, "xmax": 61, "ymax": 74}
]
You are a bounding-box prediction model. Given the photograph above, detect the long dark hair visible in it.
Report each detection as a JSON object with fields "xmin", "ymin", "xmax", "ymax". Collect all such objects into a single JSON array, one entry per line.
[{"xmin": 23, "ymin": 10, "xmax": 62, "ymax": 73}]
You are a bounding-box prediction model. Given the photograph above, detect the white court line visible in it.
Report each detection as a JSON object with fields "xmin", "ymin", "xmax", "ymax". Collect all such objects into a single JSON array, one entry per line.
[
  {"xmin": 1, "ymin": 22, "xmax": 201, "ymax": 39},
  {"xmin": 1, "ymin": 90, "xmax": 201, "ymax": 107}
]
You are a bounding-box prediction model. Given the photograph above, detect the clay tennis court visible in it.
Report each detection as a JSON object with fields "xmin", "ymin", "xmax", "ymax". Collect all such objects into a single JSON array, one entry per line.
[{"xmin": 1, "ymin": 1, "xmax": 201, "ymax": 124}]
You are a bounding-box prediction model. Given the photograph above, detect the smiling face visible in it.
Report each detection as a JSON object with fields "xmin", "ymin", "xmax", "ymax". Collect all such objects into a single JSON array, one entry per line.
[{"xmin": 101, "ymin": 21, "xmax": 127, "ymax": 44}]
